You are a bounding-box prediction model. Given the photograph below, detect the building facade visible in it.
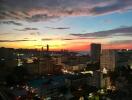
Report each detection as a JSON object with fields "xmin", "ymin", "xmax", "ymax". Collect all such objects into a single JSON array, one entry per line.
[
  {"xmin": 100, "ymin": 49, "xmax": 117, "ymax": 72},
  {"xmin": 100, "ymin": 49, "xmax": 117, "ymax": 88},
  {"xmin": 90, "ymin": 43, "xmax": 101, "ymax": 62}
]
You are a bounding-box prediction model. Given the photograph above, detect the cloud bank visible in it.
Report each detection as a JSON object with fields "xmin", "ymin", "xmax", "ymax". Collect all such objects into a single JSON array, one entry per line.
[
  {"xmin": 0, "ymin": 39, "xmax": 36, "ymax": 42},
  {"xmin": 14, "ymin": 27, "xmax": 38, "ymax": 31},
  {"xmin": 109, "ymin": 40, "xmax": 132, "ymax": 44},
  {"xmin": 70, "ymin": 26, "xmax": 132, "ymax": 38},
  {"xmin": 46, "ymin": 26, "xmax": 70, "ymax": 30},
  {"xmin": 0, "ymin": 0, "xmax": 132, "ymax": 21},
  {"xmin": 0, "ymin": 21, "xmax": 22, "ymax": 26}
]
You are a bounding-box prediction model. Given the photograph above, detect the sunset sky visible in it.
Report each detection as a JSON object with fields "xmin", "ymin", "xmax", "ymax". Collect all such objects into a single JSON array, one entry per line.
[{"xmin": 0, "ymin": 0, "xmax": 132, "ymax": 51}]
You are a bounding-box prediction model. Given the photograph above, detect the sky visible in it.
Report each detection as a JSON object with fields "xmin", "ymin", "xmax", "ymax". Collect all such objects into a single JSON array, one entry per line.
[{"xmin": 0, "ymin": 0, "xmax": 132, "ymax": 51}]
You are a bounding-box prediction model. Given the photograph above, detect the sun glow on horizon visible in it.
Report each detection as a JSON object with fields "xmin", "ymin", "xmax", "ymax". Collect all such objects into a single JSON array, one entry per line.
[{"xmin": 0, "ymin": 0, "xmax": 132, "ymax": 51}]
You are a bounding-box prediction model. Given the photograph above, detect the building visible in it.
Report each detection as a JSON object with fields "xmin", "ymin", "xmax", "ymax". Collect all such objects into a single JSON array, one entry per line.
[
  {"xmin": 88, "ymin": 71, "xmax": 101, "ymax": 88},
  {"xmin": 100, "ymin": 49, "xmax": 117, "ymax": 88},
  {"xmin": 47, "ymin": 44, "xmax": 49, "ymax": 52},
  {"xmin": 62, "ymin": 55, "xmax": 88, "ymax": 72},
  {"xmin": 25, "ymin": 57, "xmax": 63, "ymax": 75},
  {"xmin": 117, "ymin": 49, "xmax": 132, "ymax": 67},
  {"xmin": 90, "ymin": 43, "xmax": 101, "ymax": 62},
  {"xmin": 100, "ymin": 49, "xmax": 117, "ymax": 72}
]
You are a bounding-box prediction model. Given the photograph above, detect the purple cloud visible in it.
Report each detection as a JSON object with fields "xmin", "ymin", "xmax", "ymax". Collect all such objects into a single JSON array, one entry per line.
[{"xmin": 0, "ymin": 0, "xmax": 132, "ymax": 21}]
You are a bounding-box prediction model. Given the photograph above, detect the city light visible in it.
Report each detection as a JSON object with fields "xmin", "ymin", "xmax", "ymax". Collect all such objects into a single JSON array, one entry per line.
[{"xmin": 0, "ymin": 0, "xmax": 132, "ymax": 100}]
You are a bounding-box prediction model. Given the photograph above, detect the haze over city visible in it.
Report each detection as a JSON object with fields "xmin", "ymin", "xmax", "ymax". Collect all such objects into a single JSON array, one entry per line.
[{"xmin": 0, "ymin": 0, "xmax": 132, "ymax": 51}]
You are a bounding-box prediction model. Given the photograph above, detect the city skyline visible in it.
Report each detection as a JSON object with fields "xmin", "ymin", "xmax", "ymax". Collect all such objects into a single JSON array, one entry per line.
[{"xmin": 0, "ymin": 0, "xmax": 132, "ymax": 51}]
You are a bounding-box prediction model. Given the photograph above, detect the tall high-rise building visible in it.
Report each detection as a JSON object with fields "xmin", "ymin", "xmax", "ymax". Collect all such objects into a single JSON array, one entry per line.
[
  {"xmin": 41, "ymin": 47, "xmax": 44, "ymax": 51},
  {"xmin": 47, "ymin": 44, "xmax": 49, "ymax": 52},
  {"xmin": 100, "ymin": 49, "xmax": 117, "ymax": 88},
  {"xmin": 90, "ymin": 43, "xmax": 101, "ymax": 62},
  {"xmin": 100, "ymin": 49, "xmax": 117, "ymax": 72}
]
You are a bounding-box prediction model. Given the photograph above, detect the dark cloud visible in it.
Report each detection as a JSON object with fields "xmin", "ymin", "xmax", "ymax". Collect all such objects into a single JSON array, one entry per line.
[
  {"xmin": 27, "ymin": 14, "xmax": 59, "ymax": 22},
  {"xmin": 0, "ymin": 0, "xmax": 132, "ymax": 21},
  {"xmin": 70, "ymin": 26, "xmax": 132, "ymax": 37},
  {"xmin": 41, "ymin": 38, "xmax": 53, "ymax": 41},
  {"xmin": 30, "ymin": 32, "xmax": 40, "ymax": 35},
  {"xmin": 41, "ymin": 38, "xmax": 75, "ymax": 41},
  {"xmin": 90, "ymin": 0, "xmax": 131, "ymax": 15},
  {"xmin": 41, "ymin": 37, "xmax": 100, "ymax": 41},
  {"xmin": 61, "ymin": 37, "xmax": 102, "ymax": 40},
  {"xmin": 77, "ymin": 37, "xmax": 103, "ymax": 39},
  {"xmin": 14, "ymin": 27, "xmax": 38, "ymax": 31},
  {"xmin": 0, "ymin": 39, "xmax": 36, "ymax": 42},
  {"xmin": 41, "ymin": 38, "xmax": 78, "ymax": 41},
  {"xmin": 0, "ymin": 20, "xmax": 22, "ymax": 26},
  {"xmin": 46, "ymin": 26, "xmax": 70, "ymax": 30},
  {"xmin": 62, "ymin": 38, "xmax": 74, "ymax": 40}
]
